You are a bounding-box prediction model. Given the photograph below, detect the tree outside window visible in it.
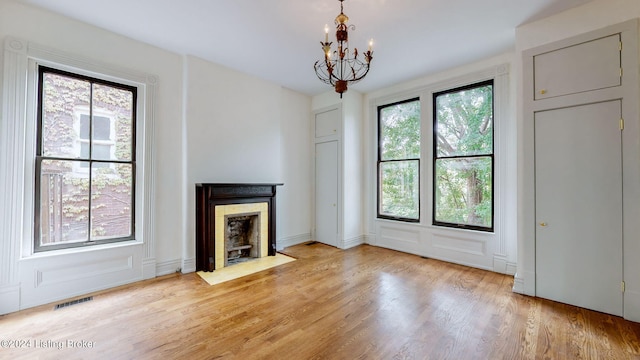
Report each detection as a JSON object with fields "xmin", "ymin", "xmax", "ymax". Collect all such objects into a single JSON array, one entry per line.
[
  {"xmin": 433, "ymin": 80, "xmax": 493, "ymax": 231},
  {"xmin": 378, "ymin": 98, "xmax": 420, "ymax": 221},
  {"xmin": 36, "ymin": 67, "xmax": 136, "ymax": 250}
]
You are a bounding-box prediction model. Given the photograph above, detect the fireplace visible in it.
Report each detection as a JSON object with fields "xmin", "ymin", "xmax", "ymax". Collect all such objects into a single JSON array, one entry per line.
[{"xmin": 196, "ymin": 183, "xmax": 282, "ymax": 272}]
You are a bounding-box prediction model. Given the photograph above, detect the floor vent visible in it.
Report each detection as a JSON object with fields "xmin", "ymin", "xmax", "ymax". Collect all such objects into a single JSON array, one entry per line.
[
  {"xmin": 305, "ymin": 241, "xmax": 318, "ymax": 246},
  {"xmin": 54, "ymin": 296, "xmax": 93, "ymax": 310}
]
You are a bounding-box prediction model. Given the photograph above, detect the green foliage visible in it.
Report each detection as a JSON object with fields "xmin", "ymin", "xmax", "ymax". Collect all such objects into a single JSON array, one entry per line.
[
  {"xmin": 379, "ymin": 100, "xmax": 420, "ymax": 219},
  {"xmin": 435, "ymin": 84, "xmax": 493, "ymax": 228}
]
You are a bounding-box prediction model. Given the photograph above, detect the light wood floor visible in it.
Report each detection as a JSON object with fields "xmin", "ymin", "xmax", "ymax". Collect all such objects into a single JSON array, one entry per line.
[{"xmin": 2, "ymin": 243, "xmax": 640, "ymax": 359}]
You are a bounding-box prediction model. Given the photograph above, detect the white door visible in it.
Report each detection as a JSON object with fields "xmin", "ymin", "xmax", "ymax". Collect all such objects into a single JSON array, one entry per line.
[
  {"xmin": 315, "ymin": 140, "xmax": 338, "ymax": 247},
  {"xmin": 535, "ymin": 100, "xmax": 623, "ymax": 316}
]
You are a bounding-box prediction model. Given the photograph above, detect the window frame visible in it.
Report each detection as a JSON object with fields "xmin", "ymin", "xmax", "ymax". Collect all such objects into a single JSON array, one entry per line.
[
  {"xmin": 34, "ymin": 65, "xmax": 138, "ymax": 252},
  {"xmin": 432, "ymin": 79, "xmax": 494, "ymax": 232},
  {"xmin": 377, "ymin": 97, "xmax": 421, "ymax": 223}
]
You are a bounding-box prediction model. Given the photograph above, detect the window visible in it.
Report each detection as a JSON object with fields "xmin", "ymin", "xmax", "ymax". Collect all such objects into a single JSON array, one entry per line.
[
  {"xmin": 35, "ymin": 66, "xmax": 137, "ymax": 251},
  {"xmin": 377, "ymin": 98, "xmax": 420, "ymax": 221},
  {"xmin": 433, "ymin": 80, "xmax": 493, "ymax": 231},
  {"xmin": 78, "ymin": 114, "xmax": 114, "ymax": 168}
]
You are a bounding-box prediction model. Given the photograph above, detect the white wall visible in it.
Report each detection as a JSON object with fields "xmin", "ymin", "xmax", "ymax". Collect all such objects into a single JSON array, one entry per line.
[
  {"xmin": 0, "ymin": 1, "xmax": 312, "ymax": 313},
  {"xmin": 514, "ymin": 0, "xmax": 640, "ymax": 321},
  {"xmin": 342, "ymin": 91, "xmax": 365, "ymax": 246},
  {"xmin": 278, "ymin": 88, "xmax": 313, "ymax": 248},
  {"xmin": 183, "ymin": 55, "xmax": 312, "ymax": 258}
]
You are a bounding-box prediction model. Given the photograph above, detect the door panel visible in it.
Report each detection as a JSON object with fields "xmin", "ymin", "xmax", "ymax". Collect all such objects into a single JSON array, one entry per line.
[
  {"xmin": 315, "ymin": 141, "xmax": 338, "ymax": 247},
  {"xmin": 535, "ymin": 100, "xmax": 623, "ymax": 316},
  {"xmin": 534, "ymin": 34, "xmax": 621, "ymax": 100},
  {"xmin": 315, "ymin": 108, "xmax": 340, "ymax": 138}
]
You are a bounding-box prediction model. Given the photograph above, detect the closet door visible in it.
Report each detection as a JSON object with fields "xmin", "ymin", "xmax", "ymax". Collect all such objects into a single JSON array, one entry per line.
[
  {"xmin": 535, "ymin": 100, "xmax": 623, "ymax": 316},
  {"xmin": 315, "ymin": 140, "xmax": 338, "ymax": 247}
]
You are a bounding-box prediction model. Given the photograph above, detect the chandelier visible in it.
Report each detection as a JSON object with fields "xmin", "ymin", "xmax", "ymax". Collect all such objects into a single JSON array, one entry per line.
[{"xmin": 314, "ymin": 0, "xmax": 373, "ymax": 98}]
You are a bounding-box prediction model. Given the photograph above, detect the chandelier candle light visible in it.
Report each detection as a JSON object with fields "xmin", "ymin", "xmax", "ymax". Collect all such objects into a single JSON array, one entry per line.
[{"xmin": 314, "ymin": 0, "xmax": 373, "ymax": 98}]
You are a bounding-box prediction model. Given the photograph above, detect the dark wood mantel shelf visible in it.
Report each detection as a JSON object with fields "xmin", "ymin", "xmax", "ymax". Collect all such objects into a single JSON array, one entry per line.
[{"xmin": 195, "ymin": 183, "xmax": 283, "ymax": 272}]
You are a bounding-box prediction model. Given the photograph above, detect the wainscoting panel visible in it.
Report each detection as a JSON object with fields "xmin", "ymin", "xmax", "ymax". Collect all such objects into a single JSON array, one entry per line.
[
  {"xmin": 376, "ymin": 223, "xmax": 422, "ymax": 254},
  {"xmin": 430, "ymin": 231, "xmax": 492, "ymax": 271},
  {"xmin": 19, "ymin": 243, "xmax": 143, "ymax": 309}
]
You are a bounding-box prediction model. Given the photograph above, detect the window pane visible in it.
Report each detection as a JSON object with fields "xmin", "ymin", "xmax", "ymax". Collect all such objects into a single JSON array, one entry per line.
[
  {"xmin": 90, "ymin": 163, "xmax": 133, "ymax": 240},
  {"xmin": 93, "ymin": 84, "xmax": 133, "ymax": 161},
  {"xmin": 42, "ymin": 73, "xmax": 90, "ymax": 159},
  {"xmin": 380, "ymin": 100, "xmax": 420, "ymax": 160},
  {"xmin": 92, "ymin": 144, "xmax": 112, "ymax": 163},
  {"xmin": 379, "ymin": 160, "xmax": 419, "ymax": 220},
  {"xmin": 435, "ymin": 84, "xmax": 492, "ymax": 157},
  {"xmin": 79, "ymin": 115, "xmax": 90, "ymax": 140},
  {"xmin": 39, "ymin": 159, "xmax": 89, "ymax": 246},
  {"xmin": 80, "ymin": 142, "xmax": 90, "ymax": 160},
  {"xmin": 93, "ymin": 115, "xmax": 111, "ymax": 140},
  {"xmin": 434, "ymin": 157, "xmax": 492, "ymax": 228}
]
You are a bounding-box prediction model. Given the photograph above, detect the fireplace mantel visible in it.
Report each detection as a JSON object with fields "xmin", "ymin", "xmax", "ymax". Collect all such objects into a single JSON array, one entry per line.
[{"xmin": 195, "ymin": 183, "xmax": 283, "ymax": 272}]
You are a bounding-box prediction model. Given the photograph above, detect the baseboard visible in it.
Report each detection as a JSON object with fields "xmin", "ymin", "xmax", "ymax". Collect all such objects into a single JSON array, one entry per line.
[
  {"xmin": 363, "ymin": 233, "xmax": 375, "ymax": 246},
  {"xmin": 181, "ymin": 257, "xmax": 196, "ymax": 274},
  {"xmin": 143, "ymin": 258, "xmax": 156, "ymax": 280},
  {"xmin": 493, "ymin": 255, "xmax": 508, "ymax": 274},
  {"xmin": 342, "ymin": 235, "xmax": 365, "ymax": 249},
  {"xmin": 278, "ymin": 233, "xmax": 311, "ymax": 250},
  {"xmin": 624, "ymin": 289, "xmax": 640, "ymax": 323},
  {"xmin": 512, "ymin": 273, "xmax": 525, "ymax": 294},
  {"xmin": 0, "ymin": 283, "xmax": 20, "ymax": 315},
  {"xmin": 513, "ymin": 271, "xmax": 535, "ymax": 296},
  {"xmin": 156, "ymin": 259, "xmax": 182, "ymax": 276},
  {"xmin": 492, "ymin": 255, "xmax": 517, "ymax": 275}
]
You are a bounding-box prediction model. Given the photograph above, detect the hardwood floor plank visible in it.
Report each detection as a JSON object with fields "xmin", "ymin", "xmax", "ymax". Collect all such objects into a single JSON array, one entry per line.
[{"xmin": 1, "ymin": 243, "xmax": 640, "ymax": 359}]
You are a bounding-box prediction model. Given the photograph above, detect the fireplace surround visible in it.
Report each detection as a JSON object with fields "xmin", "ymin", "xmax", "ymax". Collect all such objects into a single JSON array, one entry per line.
[{"xmin": 195, "ymin": 183, "xmax": 282, "ymax": 272}]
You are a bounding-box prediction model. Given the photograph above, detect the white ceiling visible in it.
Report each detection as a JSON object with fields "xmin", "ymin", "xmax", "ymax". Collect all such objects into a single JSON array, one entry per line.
[{"xmin": 16, "ymin": 0, "xmax": 595, "ymax": 96}]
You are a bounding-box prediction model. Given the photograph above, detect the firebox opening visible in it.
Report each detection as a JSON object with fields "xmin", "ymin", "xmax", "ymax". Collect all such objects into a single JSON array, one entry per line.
[{"xmin": 225, "ymin": 212, "xmax": 261, "ymax": 266}]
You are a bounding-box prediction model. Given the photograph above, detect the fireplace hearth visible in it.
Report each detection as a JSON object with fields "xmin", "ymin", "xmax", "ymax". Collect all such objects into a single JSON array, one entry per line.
[{"xmin": 196, "ymin": 183, "xmax": 283, "ymax": 272}]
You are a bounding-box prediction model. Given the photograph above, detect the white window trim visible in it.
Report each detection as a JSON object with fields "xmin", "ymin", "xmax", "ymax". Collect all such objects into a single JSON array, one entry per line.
[{"xmin": 0, "ymin": 37, "xmax": 157, "ymax": 313}]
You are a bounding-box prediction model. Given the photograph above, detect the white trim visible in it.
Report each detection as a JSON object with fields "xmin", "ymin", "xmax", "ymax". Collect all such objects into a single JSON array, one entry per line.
[
  {"xmin": 155, "ymin": 259, "xmax": 181, "ymax": 276},
  {"xmin": 493, "ymin": 254, "xmax": 516, "ymax": 275},
  {"xmin": 342, "ymin": 235, "xmax": 365, "ymax": 249},
  {"xmin": 0, "ymin": 37, "xmax": 27, "ymax": 311},
  {"xmin": 0, "ymin": 36, "xmax": 156, "ymax": 313},
  {"xmin": 143, "ymin": 257, "xmax": 157, "ymax": 279},
  {"xmin": 0, "ymin": 284, "xmax": 20, "ymax": 314},
  {"xmin": 278, "ymin": 233, "xmax": 312, "ymax": 250},
  {"xmin": 512, "ymin": 272, "xmax": 526, "ymax": 294},
  {"xmin": 181, "ymin": 257, "xmax": 196, "ymax": 274}
]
